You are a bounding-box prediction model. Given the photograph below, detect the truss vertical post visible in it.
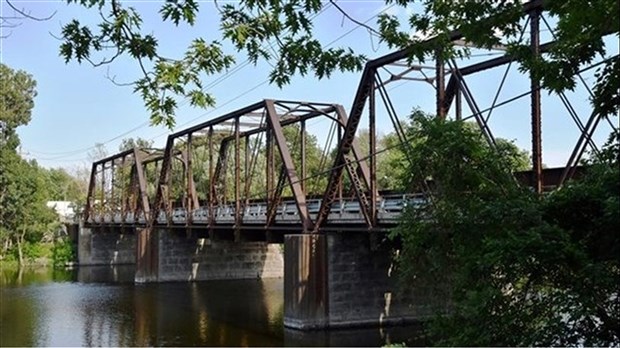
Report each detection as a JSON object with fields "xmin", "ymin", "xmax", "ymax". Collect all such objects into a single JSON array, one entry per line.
[
  {"xmin": 455, "ymin": 86, "xmax": 462, "ymax": 120},
  {"xmin": 436, "ymin": 50, "xmax": 446, "ymax": 119},
  {"xmin": 110, "ymin": 160, "xmax": 115, "ymax": 217},
  {"xmin": 234, "ymin": 116, "xmax": 241, "ymax": 235},
  {"xmin": 301, "ymin": 119, "xmax": 306, "ymax": 193},
  {"xmin": 337, "ymin": 125, "xmax": 343, "ymax": 202},
  {"xmin": 120, "ymin": 156, "xmax": 126, "ymax": 223},
  {"xmin": 208, "ymin": 127, "xmax": 215, "ymax": 230},
  {"xmin": 186, "ymin": 133, "xmax": 195, "ymax": 225},
  {"xmin": 530, "ymin": 8, "xmax": 543, "ymax": 194},
  {"xmin": 127, "ymin": 164, "xmax": 138, "ymax": 221},
  {"xmin": 245, "ymin": 134, "xmax": 250, "ymax": 202},
  {"xmin": 217, "ymin": 141, "xmax": 229, "ymax": 205},
  {"xmin": 369, "ymin": 79, "xmax": 377, "ymax": 226},
  {"xmin": 267, "ymin": 129, "xmax": 274, "ymax": 203},
  {"xmin": 100, "ymin": 164, "xmax": 105, "ymax": 224}
]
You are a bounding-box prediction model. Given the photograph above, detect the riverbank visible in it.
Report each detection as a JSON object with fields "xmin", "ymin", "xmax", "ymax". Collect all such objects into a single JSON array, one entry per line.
[{"xmin": 0, "ymin": 238, "xmax": 76, "ymax": 269}]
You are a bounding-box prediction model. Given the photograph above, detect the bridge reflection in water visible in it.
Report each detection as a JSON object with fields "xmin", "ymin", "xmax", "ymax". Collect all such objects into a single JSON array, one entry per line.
[{"xmin": 0, "ymin": 266, "xmax": 427, "ymax": 347}]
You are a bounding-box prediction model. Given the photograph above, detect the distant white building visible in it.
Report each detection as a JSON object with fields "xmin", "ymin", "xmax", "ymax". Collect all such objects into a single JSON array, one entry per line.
[{"xmin": 46, "ymin": 201, "xmax": 76, "ymax": 222}]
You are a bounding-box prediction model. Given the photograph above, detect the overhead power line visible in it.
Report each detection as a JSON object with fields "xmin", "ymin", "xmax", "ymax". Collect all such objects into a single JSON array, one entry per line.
[{"xmin": 31, "ymin": 1, "xmax": 396, "ymax": 163}]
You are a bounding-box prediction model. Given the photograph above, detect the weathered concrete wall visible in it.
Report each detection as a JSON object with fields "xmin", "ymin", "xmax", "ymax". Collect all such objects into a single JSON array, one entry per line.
[
  {"xmin": 156, "ymin": 229, "xmax": 284, "ymax": 282},
  {"xmin": 284, "ymin": 233, "xmax": 437, "ymax": 330},
  {"xmin": 78, "ymin": 226, "xmax": 136, "ymax": 265},
  {"xmin": 326, "ymin": 233, "xmax": 434, "ymax": 327}
]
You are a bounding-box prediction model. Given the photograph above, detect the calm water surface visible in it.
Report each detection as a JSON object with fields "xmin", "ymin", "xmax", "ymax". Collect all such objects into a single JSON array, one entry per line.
[{"xmin": 0, "ymin": 266, "xmax": 425, "ymax": 346}]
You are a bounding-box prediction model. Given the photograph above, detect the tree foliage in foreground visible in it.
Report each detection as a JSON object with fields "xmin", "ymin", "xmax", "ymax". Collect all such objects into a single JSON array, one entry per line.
[
  {"xmin": 390, "ymin": 114, "xmax": 619, "ymax": 346},
  {"xmin": 59, "ymin": 0, "xmax": 619, "ymax": 127}
]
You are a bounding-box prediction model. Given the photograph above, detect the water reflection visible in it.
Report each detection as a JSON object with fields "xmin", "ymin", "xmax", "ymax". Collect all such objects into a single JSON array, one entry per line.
[{"xmin": 1, "ymin": 266, "xmax": 425, "ymax": 346}]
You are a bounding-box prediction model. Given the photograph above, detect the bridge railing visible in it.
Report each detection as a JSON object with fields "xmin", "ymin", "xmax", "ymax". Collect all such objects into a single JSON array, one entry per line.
[{"xmin": 85, "ymin": 193, "xmax": 428, "ymax": 228}]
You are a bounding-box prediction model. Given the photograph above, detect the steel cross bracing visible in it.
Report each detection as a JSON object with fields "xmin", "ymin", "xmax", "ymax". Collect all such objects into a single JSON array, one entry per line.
[{"xmin": 84, "ymin": 0, "xmax": 615, "ymax": 235}]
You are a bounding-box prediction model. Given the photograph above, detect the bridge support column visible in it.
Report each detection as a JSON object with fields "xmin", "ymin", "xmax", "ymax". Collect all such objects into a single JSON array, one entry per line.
[
  {"xmin": 284, "ymin": 233, "xmax": 435, "ymax": 330},
  {"xmin": 136, "ymin": 228, "xmax": 284, "ymax": 282},
  {"xmin": 78, "ymin": 225, "xmax": 136, "ymax": 266},
  {"xmin": 135, "ymin": 227, "xmax": 158, "ymax": 282}
]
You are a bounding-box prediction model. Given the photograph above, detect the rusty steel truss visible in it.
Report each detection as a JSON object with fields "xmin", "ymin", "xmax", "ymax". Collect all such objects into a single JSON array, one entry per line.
[
  {"xmin": 314, "ymin": 0, "xmax": 617, "ymax": 232},
  {"xmin": 84, "ymin": 148, "xmax": 165, "ymax": 226},
  {"xmin": 85, "ymin": 0, "xmax": 616, "ymax": 238},
  {"xmin": 148, "ymin": 99, "xmax": 371, "ymax": 234}
]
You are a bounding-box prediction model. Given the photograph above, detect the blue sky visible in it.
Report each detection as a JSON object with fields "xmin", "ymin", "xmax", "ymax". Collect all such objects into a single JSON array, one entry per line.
[{"xmin": 1, "ymin": 0, "xmax": 617, "ymax": 171}]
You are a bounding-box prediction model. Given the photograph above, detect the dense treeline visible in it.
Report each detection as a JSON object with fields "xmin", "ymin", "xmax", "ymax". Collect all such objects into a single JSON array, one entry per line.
[{"xmin": 0, "ymin": 64, "xmax": 85, "ymax": 266}]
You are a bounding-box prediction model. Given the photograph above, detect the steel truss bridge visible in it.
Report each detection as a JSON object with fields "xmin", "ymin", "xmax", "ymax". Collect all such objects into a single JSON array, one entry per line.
[{"xmin": 83, "ymin": 0, "xmax": 617, "ymax": 239}]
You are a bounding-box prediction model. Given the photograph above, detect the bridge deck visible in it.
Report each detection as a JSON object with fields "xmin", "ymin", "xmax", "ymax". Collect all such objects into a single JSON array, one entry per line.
[{"xmin": 85, "ymin": 193, "xmax": 423, "ymax": 232}]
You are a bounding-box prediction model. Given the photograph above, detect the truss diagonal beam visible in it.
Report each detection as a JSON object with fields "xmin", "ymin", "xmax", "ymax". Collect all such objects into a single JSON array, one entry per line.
[{"xmin": 265, "ymin": 99, "xmax": 313, "ymax": 232}]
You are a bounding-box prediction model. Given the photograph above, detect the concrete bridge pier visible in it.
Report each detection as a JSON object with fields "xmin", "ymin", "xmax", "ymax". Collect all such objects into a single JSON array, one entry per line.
[
  {"xmin": 284, "ymin": 233, "xmax": 435, "ymax": 330},
  {"xmin": 78, "ymin": 225, "xmax": 136, "ymax": 266},
  {"xmin": 134, "ymin": 228, "xmax": 284, "ymax": 283}
]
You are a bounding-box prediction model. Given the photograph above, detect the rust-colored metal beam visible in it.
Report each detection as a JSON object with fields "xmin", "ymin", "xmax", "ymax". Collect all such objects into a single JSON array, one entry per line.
[
  {"xmin": 369, "ymin": 79, "xmax": 377, "ymax": 226},
  {"xmin": 436, "ymin": 50, "xmax": 446, "ymax": 119},
  {"xmin": 300, "ymin": 119, "xmax": 306, "ymax": 193},
  {"xmin": 211, "ymin": 140, "xmax": 229, "ymax": 207},
  {"xmin": 266, "ymin": 128, "xmax": 274, "ymax": 208},
  {"xmin": 265, "ymin": 100, "xmax": 314, "ymax": 232},
  {"xmin": 150, "ymin": 137, "xmax": 174, "ymax": 227},
  {"xmin": 208, "ymin": 126, "xmax": 215, "ymax": 231},
  {"xmin": 234, "ymin": 116, "xmax": 242, "ymax": 236},
  {"xmin": 84, "ymin": 162, "xmax": 98, "ymax": 222},
  {"xmin": 530, "ymin": 7, "xmax": 543, "ymax": 194},
  {"xmin": 134, "ymin": 148, "xmax": 151, "ymax": 220}
]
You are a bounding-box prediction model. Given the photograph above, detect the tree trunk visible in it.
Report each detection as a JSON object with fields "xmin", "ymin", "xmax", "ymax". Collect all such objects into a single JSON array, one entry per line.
[
  {"xmin": 2, "ymin": 238, "xmax": 9, "ymax": 255},
  {"xmin": 17, "ymin": 227, "xmax": 26, "ymax": 267}
]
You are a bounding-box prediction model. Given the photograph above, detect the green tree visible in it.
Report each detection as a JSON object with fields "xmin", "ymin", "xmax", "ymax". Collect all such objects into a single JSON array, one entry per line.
[
  {"xmin": 495, "ymin": 137, "xmax": 531, "ymax": 171},
  {"xmin": 389, "ymin": 113, "xmax": 619, "ymax": 345},
  {"xmin": 0, "ymin": 64, "xmax": 60, "ymax": 265},
  {"xmin": 0, "ymin": 63, "xmax": 36, "ymax": 149},
  {"xmin": 118, "ymin": 137, "xmax": 154, "ymax": 152},
  {"xmin": 0, "ymin": 152, "xmax": 58, "ymax": 265},
  {"xmin": 43, "ymin": 167, "xmax": 83, "ymax": 202},
  {"xmin": 376, "ymin": 109, "xmax": 531, "ymax": 190}
]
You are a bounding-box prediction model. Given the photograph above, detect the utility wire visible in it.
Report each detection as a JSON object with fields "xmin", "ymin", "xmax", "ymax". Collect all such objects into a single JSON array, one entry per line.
[
  {"xmin": 144, "ymin": 3, "xmax": 397, "ymax": 143},
  {"xmin": 26, "ymin": 1, "xmax": 335, "ymax": 159}
]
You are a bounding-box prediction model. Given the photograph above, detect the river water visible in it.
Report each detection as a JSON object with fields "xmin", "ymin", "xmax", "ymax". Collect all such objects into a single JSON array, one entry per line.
[{"xmin": 0, "ymin": 266, "xmax": 425, "ymax": 346}]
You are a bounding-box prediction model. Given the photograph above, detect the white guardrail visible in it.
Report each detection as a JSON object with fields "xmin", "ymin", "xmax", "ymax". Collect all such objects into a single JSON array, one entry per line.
[{"xmin": 87, "ymin": 194, "xmax": 426, "ymax": 225}]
